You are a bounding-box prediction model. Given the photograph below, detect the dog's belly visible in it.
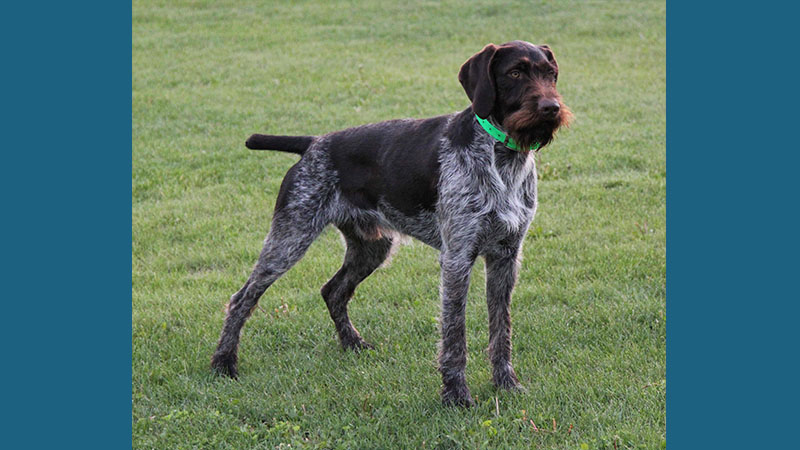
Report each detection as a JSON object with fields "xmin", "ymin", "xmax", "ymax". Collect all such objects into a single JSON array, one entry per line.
[{"xmin": 379, "ymin": 201, "xmax": 442, "ymax": 249}]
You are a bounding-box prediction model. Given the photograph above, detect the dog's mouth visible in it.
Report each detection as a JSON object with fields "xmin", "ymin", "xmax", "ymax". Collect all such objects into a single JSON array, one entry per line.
[{"xmin": 503, "ymin": 99, "xmax": 572, "ymax": 150}]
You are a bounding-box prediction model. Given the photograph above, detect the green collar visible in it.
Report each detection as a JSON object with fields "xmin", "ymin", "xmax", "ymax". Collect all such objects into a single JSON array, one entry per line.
[{"xmin": 475, "ymin": 114, "xmax": 540, "ymax": 152}]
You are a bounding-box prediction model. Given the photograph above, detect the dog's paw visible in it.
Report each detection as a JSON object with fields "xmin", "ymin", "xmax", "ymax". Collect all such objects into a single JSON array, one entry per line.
[
  {"xmin": 441, "ymin": 383, "xmax": 475, "ymax": 408},
  {"xmin": 210, "ymin": 353, "xmax": 239, "ymax": 379},
  {"xmin": 342, "ymin": 338, "xmax": 375, "ymax": 352},
  {"xmin": 493, "ymin": 365, "xmax": 524, "ymax": 391}
]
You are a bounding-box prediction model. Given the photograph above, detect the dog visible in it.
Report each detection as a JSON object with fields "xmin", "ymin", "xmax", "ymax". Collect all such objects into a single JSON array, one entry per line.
[{"xmin": 211, "ymin": 40, "xmax": 571, "ymax": 407}]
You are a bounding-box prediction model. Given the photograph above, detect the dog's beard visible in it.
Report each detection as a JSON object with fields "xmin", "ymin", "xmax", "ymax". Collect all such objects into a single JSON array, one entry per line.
[{"xmin": 503, "ymin": 99, "xmax": 572, "ymax": 150}]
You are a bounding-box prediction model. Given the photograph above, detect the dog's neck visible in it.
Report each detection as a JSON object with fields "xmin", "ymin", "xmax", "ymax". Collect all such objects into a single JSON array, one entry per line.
[
  {"xmin": 477, "ymin": 115, "xmax": 537, "ymax": 154},
  {"xmin": 487, "ymin": 115, "xmax": 507, "ymax": 133}
]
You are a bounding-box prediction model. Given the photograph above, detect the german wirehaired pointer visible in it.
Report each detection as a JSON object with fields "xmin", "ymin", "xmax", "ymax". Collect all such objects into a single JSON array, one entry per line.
[{"xmin": 211, "ymin": 40, "xmax": 571, "ymax": 406}]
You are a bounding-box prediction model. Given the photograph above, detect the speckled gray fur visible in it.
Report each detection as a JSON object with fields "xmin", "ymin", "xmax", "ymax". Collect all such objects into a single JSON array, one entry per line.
[
  {"xmin": 212, "ymin": 117, "xmax": 538, "ymax": 407},
  {"xmin": 211, "ymin": 40, "xmax": 573, "ymax": 407}
]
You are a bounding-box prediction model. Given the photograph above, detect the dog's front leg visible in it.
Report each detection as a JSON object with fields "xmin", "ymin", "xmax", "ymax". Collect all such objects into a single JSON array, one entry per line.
[
  {"xmin": 438, "ymin": 243, "xmax": 478, "ymax": 407},
  {"xmin": 485, "ymin": 248, "xmax": 524, "ymax": 390}
]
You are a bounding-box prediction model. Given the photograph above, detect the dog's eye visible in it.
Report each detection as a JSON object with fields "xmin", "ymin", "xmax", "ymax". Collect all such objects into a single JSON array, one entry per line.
[{"xmin": 509, "ymin": 70, "xmax": 521, "ymax": 79}]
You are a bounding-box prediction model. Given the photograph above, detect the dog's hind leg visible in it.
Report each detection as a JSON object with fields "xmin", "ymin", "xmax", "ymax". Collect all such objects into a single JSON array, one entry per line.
[
  {"xmin": 320, "ymin": 224, "xmax": 393, "ymax": 351},
  {"xmin": 211, "ymin": 170, "xmax": 333, "ymax": 378}
]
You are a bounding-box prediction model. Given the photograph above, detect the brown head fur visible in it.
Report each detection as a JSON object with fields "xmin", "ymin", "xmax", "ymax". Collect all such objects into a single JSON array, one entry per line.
[
  {"xmin": 502, "ymin": 77, "xmax": 572, "ymax": 149},
  {"xmin": 459, "ymin": 41, "xmax": 571, "ymax": 150}
]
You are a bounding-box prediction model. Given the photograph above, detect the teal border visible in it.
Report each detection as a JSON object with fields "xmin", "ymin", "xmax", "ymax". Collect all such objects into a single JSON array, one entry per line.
[
  {"xmin": 4, "ymin": 2, "xmax": 131, "ymax": 448},
  {"xmin": 5, "ymin": 1, "xmax": 797, "ymax": 448},
  {"xmin": 668, "ymin": 2, "xmax": 796, "ymax": 449}
]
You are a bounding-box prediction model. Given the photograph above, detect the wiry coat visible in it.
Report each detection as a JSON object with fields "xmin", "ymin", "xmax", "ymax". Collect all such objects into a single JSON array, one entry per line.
[{"xmin": 211, "ymin": 40, "xmax": 570, "ymax": 407}]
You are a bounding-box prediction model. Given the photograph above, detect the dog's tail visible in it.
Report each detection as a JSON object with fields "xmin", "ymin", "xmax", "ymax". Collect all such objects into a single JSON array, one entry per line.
[{"xmin": 245, "ymin": 134, "xmax": 315, "ymax": 155}]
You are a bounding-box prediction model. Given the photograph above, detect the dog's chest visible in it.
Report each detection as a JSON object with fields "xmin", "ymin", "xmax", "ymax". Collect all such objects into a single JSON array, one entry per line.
[
  {"xmin": 485, "ymin": 149, "xmax": 538, "ymax": 231},
  {"xmin": 438, "ymin": 142, "xmax": 538, "ymax": 236}
]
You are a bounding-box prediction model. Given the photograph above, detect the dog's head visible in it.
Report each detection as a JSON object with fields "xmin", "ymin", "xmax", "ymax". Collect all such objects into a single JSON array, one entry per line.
[{"xmin": 459, "ymin": 41, "xmax": 572, "ymax": 150}]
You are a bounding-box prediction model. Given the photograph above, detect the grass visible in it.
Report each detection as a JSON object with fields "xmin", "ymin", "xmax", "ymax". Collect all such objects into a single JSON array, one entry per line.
[{"xmin": 132, "ymin": 0, "xmax": 665, "ymax": 448}]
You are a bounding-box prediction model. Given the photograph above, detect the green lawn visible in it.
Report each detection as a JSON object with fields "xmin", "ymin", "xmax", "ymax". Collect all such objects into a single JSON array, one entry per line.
[{"xmin": 133, "ymin": 0, "xmax": 665, "ymax": 448}]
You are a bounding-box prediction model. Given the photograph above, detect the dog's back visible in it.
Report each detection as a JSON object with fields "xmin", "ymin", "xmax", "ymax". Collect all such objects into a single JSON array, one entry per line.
[
  {"xmin": 324, "ymin": 115, "xmax": 448, "ymax": 215},
  {"xmin": 245, "ymin": 113, "xmax": 453, "ymax": 226}
]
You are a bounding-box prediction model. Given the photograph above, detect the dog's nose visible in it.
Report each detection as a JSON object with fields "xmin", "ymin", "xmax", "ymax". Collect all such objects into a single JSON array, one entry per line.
[{"xmin": 539, "ymin": 99, "xmax": 560, "ymax": 117}]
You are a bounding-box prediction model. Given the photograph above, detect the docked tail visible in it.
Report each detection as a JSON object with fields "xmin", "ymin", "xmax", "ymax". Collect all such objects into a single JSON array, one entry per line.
[{"xmin": 245, "ymin": 134, "xmax": 315, "ymax": 155}]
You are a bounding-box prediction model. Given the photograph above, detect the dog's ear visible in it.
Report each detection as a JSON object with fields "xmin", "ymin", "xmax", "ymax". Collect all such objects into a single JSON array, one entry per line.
[{"xmin": 458, "ymin": 44, "xmax": 498, "ymax": 119}]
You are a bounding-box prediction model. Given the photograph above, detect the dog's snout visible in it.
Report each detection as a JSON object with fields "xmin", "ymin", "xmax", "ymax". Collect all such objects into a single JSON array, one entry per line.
[{"xmin": 539, "ymin": 99, "xmax": 560, "ymax": 117}]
